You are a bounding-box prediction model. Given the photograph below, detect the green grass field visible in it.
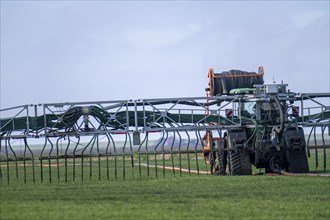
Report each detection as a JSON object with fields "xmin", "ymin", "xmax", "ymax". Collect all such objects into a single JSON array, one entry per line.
[
  {"xmin": 1, "ymin": 176, "xmax": 329, "ymax": 219},
  {"xmin": 1, "ymin": 151, "xmax": 330, "ymax": 220}
]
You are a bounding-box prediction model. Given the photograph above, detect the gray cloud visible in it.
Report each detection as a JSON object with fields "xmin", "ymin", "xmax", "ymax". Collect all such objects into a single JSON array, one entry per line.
[{"xmin": 1, "ymin": 1, "xmax": 329, "ymax": 108}]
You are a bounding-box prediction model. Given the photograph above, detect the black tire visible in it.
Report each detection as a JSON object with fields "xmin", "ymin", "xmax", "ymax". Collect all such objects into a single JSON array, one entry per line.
[
  {"xmin": 210, "ymin": 151, "xmax": 217, "ymax": 174},
  {"xmin": 214, "ymin": 137, "xmax": 228, "ymax": 176},
  {"xmin": 214, "ymin": 136, "xmax": 228, "ymax": 176},
  {"xmin": 214, "ymin": 150, "xmax": 227, "ymax": 175},
  {"xmin": 286, "ymin": 150, "xmax": 309, "ymax": 173},
  {"xmin": 228, "ymin": 149, "xmax": 252, "ymax": 175}
]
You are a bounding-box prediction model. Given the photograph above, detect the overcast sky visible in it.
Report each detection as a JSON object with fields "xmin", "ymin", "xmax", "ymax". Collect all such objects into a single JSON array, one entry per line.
[{"xmin": 1, "ymin": 1, "xmax": 329, "ymax": 109}]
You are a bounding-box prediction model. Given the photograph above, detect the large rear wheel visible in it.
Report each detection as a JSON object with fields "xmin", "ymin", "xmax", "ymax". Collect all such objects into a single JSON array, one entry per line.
[
  {"xmin": 214, "ymin": 150, "xmax": 228, "ymax": 175},
  {"xmin": 228, "ymin": 149, "xmax": 252, "ymax": 175},
  {"xmin": 286, "ymin": 149, "xmax": 309, "ymax": 173},
  {"xmin": 214, "ymin": 136, "xmax": 228, "ymax": 175}
]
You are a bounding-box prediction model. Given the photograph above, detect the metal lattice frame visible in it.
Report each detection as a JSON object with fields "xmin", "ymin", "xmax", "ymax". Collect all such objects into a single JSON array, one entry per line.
[{"xmin": 1, "ymin": 93, "xmax": 329, "ymax": 184}]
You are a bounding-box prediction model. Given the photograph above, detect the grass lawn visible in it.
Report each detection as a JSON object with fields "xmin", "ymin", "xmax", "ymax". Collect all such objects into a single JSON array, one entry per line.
[
  {"xmin": 0, "ymin": 175, "xmax": 330, "ymax": 219},
  {"xmin": 0, "ymin": 151, "xmax": 330, "ymax": 219}
]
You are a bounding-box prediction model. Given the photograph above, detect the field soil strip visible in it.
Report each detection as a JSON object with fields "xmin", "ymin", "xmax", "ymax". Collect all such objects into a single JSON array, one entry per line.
[
  {"xmin": 280, "ymin": 171, "xmax": 330, "ymax": 177},
  {"xmin": 137, "ymin": 163, "xmax": 211, "ymax": 174}
]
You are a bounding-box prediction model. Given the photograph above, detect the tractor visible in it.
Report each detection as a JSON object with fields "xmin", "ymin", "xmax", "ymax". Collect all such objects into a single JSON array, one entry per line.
[{"xmin": 204, "ymin": 67, "xmax": 311, "ymax": 175}]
